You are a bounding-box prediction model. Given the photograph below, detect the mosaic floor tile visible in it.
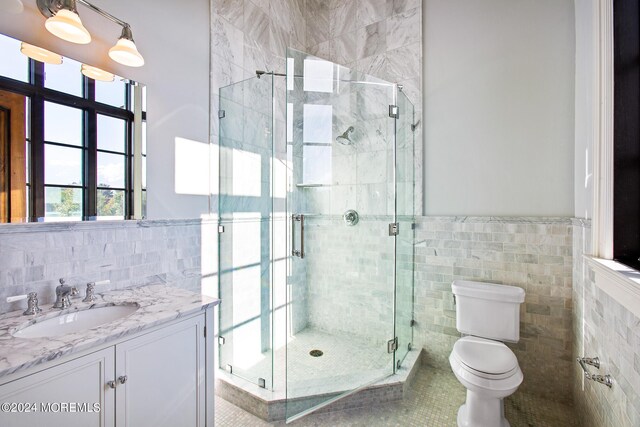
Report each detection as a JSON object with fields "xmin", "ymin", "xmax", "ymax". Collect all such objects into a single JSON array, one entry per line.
[{"xmin": 215, "ymin": 366, "xmax": 580, "ymax": 426}]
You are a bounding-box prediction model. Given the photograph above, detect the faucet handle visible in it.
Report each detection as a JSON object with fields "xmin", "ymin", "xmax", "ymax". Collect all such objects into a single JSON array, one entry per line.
[
  {"xmin": 7, "ymin": 292, "xmax": 42, "ymax": 315},
  {"xmin": 7, "ymin": 294, "xmax": 28, "ymax": 303},
  {"xmin": 83, "ymin": 280, "xmax": 110, "ymax": 303}
]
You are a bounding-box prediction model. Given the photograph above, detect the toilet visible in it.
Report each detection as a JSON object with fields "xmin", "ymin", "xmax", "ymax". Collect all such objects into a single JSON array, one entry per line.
[{"xmin": 449, "ymin": 280, "xmax": 526, "ymax": 427}]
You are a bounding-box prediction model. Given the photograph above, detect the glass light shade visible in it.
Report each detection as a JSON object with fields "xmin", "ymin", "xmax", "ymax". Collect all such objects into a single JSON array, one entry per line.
[
  {"xmin": 45, "ymin": 9, "xmax": 91, "ymax": 44},
  {"xmin": 108, "ymin": 38, "xmax": 144, "ymax": 67},
  {"xmin": 20, "ymin": 42, "xmax": 63, "ymax": 65},
  {"xmin": 81, "ymin": 64, "xmax": 114, "ymax": 82}
]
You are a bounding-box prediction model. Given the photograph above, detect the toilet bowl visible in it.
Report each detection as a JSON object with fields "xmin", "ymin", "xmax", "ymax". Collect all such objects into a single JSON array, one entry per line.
[
  {"xmin": 449, "ymin": 336, "xmax": 523, "ymax": 427},
  {"xmin": 449, "ymin": 280, "xmax": 526, "ymax": 427}
]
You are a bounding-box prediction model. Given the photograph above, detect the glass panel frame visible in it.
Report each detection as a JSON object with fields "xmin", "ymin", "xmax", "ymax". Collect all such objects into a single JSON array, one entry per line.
[
  {"xmin": 44, "ymin": 102, "xmax": 83, "ymax": 147},
  {"xmin": 44, "ymin": 186, "xmax": 83, "ymax": 221},
  {"xmin": 218, "ymin": 75, "xmax": 275, "ymax": 390},
  {"xmin": 394, "ymin": 89, "xmax": 416, "ymax": 367}
]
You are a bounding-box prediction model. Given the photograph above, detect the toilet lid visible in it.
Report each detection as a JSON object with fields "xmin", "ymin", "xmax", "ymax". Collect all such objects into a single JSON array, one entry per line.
[{"xmin": 452, "ymin": 336, "xmax": 518, "ymax": 377}]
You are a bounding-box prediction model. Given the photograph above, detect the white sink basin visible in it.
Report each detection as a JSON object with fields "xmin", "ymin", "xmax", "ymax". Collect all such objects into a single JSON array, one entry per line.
[{"xmin": 12, "ymin": 304, "xmax": 139, "ymax": 339}]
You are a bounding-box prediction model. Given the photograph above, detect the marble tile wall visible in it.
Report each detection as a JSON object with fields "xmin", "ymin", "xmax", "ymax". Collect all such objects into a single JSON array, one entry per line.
[
  {"xmin": 413, "ymin": 216, "xmax": 574, "ymax": 403},
  {"xmin": 0, "ymin": 220, "xmax": 208, "ymax": 315},
  {"xmin": 303, "ymin": 0, "xmax": 423, "ymax": 214},
  {"xmin": 211, "ymin": 0, "xmax": 305, "ymax": 144},
  {"xmin": 304, "ymin": 216, "xmax": 396, "ymax": 345},
  {"xmin": 572, "ymin": 221, "xmax": 640, "ymax": 426}
]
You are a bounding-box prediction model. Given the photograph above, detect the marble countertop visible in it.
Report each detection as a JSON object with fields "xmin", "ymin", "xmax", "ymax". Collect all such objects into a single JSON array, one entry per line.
[{"xmin": 0, "ymin": 284, "xmax": 219, "ymax": 379}]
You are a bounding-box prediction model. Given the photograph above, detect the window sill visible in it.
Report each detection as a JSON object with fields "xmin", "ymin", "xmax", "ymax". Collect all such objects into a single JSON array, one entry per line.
[{"xmin": 584, "ymin": 256, "xmax": 640, "ymax": 318}]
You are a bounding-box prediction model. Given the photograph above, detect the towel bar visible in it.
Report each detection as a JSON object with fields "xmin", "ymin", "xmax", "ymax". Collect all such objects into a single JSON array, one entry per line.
[{"xmin": 577, "ymin": 356, "xmax": 613, "ymax": 388}]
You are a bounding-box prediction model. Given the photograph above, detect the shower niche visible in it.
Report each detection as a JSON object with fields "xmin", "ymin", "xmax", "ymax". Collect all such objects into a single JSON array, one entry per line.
[{"xmin": 217, "ymin": 48, "xmax": 417, "ymax": 422}]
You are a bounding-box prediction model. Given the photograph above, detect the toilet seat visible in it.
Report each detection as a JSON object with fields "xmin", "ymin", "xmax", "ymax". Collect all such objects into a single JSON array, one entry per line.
[{"xmin": 451, "ymin": 336, "xmax": 519, "ymax": 380}]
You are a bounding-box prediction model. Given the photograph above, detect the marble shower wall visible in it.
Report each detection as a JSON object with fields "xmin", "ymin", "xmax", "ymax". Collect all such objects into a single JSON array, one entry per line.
[
  {"xmin": 0, "ymin": 220, "xmax": 208, "ymax": 315},
  {"xmin": 304, "ymin": 216, "xmax": 396, "ymax": 345},
  {"xmin": 211, "ymin": 0, "xmax": 306, "ymax": 148},
  {"xmin": 572, "ymin": 222, "xmax": 640, "ymax": 426},
  {"xmin": 303, "ymin": 0, "xmax": 423, "ymax": 214},
  {"xmin": 413, "ymin": 216, "xmax": 574, "ymax": 403}
]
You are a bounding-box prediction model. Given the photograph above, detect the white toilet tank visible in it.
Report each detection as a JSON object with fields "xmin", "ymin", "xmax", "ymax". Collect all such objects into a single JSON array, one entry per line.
[{"xmin": 452, "ymin": 280, "xmax": 525, "ymax": 342}]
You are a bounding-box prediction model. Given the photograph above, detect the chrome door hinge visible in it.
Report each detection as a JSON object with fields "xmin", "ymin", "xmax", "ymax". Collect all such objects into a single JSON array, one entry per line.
[
  {"xmin": 218, "ymin": 225, "xmax": 225, "ymax": 233},
  {"xmin": 387, "ymin": 337, "xmax": 398, "ymax": 353},
  {"xmin": 218, "ymin": 336, "xmax": 226, "ymax": 345},
  {"xmin": 389, "ymin": 223, "xmax": 399, "ymax": 236},
  {"xmin": 389, "ymin": 105, "xmax": 399, "ymax": 119},
  {"xmin": 218, "ymin": 110, "xmax": 226, "ymax": 119},
  {"xmin": 204, "ymin": 326, "xmax": 206, "ymax": 338},
  {"xmin": 258, "ymin": 378, "xmax": 266, "ymax": 388}
]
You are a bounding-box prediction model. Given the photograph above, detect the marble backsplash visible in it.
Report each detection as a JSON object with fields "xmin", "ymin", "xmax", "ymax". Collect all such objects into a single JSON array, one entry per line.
[{"xmin": 0, "ymin": 219, "xmax": 214, "ymax": 315}]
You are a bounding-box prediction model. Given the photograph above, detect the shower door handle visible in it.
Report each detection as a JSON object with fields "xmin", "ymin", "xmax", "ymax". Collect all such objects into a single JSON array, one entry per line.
[{"xmin": 292, "ymin": 214, "xmax": 305, "ymax": 258}]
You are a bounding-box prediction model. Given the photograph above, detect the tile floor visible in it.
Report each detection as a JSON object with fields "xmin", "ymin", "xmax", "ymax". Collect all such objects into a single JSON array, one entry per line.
[
  {"xmin": 227, "ymin": 327, "xmax": 392, "ymax": 396},
  {"xmin": 216, "ymin": 365, "xmax": 580, "ymax": 427}
]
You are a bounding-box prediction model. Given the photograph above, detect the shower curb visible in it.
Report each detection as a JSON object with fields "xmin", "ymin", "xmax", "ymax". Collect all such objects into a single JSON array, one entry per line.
[{"xmin": 216, "ymin": 348, "xmax": 423, "ymax": 422}]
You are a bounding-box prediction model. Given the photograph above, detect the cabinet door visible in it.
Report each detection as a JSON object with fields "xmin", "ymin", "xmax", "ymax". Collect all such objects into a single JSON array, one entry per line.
[
  {"xmin": 115, "ymin": 315, "xmax": 205, "ymax": 427},
  {"xmin": 0, "ymin": 347, "xmax": 115, "ymax": 427}
]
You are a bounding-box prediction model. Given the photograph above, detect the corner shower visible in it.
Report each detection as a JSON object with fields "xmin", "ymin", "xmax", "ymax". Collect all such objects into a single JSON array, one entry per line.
[{"xmin": 217, "ymin": 48, "xmax": 416, "ymax": 422}]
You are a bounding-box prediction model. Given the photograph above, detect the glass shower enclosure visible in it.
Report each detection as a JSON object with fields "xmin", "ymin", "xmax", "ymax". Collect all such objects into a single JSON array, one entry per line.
[{"xmin": 218, "ymin": 48, "xmax": 415, "ymax": 422}]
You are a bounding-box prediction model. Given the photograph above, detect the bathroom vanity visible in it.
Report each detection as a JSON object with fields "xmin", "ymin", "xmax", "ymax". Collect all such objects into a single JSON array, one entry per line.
[{"xmin": 0, "ymin": 284, "xmax": 219, "ymax": 427}]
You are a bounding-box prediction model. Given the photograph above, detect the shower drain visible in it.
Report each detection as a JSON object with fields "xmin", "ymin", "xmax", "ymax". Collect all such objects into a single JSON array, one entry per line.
[{"xmin": 309, "ymin": 349, "xmax": 323, "ymax": 357}]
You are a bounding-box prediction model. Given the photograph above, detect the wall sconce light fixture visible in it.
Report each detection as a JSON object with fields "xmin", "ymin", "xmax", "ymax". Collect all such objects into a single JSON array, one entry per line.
[
  {"xmin": 20, "ymin": 42, "xmax": 63, "ymax": 64},
  {"xmin": 81, "ymin": 64, "xmax": 114, "ymax": 81},
  {"xmin": 36, "ymin": 0, "xmax": 144, "ymax": 67}
]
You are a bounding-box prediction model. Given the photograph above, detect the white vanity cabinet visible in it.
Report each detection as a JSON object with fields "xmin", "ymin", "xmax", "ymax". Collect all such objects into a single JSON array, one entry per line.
[
  {"xmin": 0, "ymin": 347, "xmax": 115, "ymax": 427},
  {"xmin": 115, "ymin": 314, "xmax": 206, "ymax": 426},
  {"xmin": 0, "ymin": 312, "xmax": 211, "ymax": 427}
]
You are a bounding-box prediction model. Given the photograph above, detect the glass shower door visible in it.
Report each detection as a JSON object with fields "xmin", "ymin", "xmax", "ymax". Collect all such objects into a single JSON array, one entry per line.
[
  {"xmin": 218, "ymin": 75, "xmax": 275, "ymax": 389},
  {"xmin": 284, "ymin": 48, "xmax": 398, "ymax": 422},
  {"xmin": 395, "ymin": 89, "xmax": 416, "ymax": 367}
]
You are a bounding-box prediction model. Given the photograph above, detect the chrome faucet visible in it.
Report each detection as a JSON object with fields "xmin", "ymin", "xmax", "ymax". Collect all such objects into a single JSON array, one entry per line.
[
  {"xmin": 53, "ymin": 279, "xmax": 79, "ymax": 309},
  {"xmin": 82, "ymin": 279, "xmax": 110, "ymax": 303}
]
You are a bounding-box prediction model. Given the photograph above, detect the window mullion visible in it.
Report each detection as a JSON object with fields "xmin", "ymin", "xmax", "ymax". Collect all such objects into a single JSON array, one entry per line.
[
  {"xmin": 30, "ymin": 60, "xmax": 45, "ymax": 222},
  {"xmin": 85, "ymin": 77, "xmax": 97, "ymax": 220}
]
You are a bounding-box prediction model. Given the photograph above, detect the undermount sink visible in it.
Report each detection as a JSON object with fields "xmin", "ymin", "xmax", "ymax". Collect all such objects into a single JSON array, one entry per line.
[{"xmin": 12, "ymin": 304, "xmax": 139, "ymax": 339}]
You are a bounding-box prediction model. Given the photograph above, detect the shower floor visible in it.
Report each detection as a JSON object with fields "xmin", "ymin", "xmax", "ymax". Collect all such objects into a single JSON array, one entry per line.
[{"xmin": 217, "ymin": 327, "xmax": 420, "ymax": 421}]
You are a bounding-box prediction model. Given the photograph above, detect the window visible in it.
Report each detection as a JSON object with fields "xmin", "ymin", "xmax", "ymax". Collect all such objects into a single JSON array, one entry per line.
[
  {"xmin": 0, "ymin": 35, "xmax": 146, "ymax": 221},
  {"xmin": 613, "ymin": 0, "xmax": 640, "ymax": 270},
  {"xmin": 585, "ymin": 0, "xmax": 640, "ymax": 320}
]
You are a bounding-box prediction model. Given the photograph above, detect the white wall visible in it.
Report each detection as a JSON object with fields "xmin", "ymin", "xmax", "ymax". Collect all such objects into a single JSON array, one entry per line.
[
  {"xmin": 422, "ymin": 0, "xmax": 575, "ymax": 216},
  {"xmin": 574, "ymin": 0, "xmax": 596, "ymax": 220},
  {"xmin": 0, "ymin": 0, "xmax": 210, "ymax": 219}
]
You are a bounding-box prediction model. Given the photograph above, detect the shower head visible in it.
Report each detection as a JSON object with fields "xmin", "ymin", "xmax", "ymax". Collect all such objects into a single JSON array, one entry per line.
[{"xmin": 336, "ymin": 126, "xmax": 355, "ymax": 145}]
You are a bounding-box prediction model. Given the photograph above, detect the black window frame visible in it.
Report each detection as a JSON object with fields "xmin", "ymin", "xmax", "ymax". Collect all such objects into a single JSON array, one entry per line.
[
  {"xmin": 0, "ymin": 58, "xmax": 139, "ymax": 221},
  {"xmin": 613, "ymin": 0, "xmax": 640, "ymax": 270}
]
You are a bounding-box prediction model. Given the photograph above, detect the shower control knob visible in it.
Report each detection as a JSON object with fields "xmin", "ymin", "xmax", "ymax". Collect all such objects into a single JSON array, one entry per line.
[{"xmin": 343, "ymin": 210, "xmax": 359, "ymax": 226}]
